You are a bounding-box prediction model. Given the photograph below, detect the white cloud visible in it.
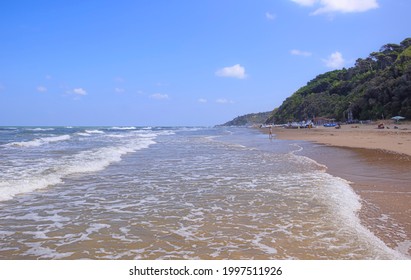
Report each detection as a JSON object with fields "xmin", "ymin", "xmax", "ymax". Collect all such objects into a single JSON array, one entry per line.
[
  {"xmin": 216, "ymin": 98, "xmax": 234, "ymax": 104},
  {"xmin": 265, "ymin": 12, "xmax": 276, "ymax": 20},
  {"xmin": 215, "ymin": 64, "xmax": 247, "ymax": 79},
  {"xmin": 150, "ymin": 93, "xmax": 169, "ymax": 100},
  {"xmin": 198, "ymin": 98, "xmax": 207, "ymax": 103},
  {"xmin": 291, "ymin": 0, "xmax": 317, "ymax": 6},
  {"xmin": 315, "ymin": 0, "xmax": 379, "ymax": 14},
  {"xmin": 114, "ymin": 87, "xmax": 125, "ymax": 93},
  {"xmin": 72, "ymin": 88, "xmax": 87, "ymax": 95},
  {"xmin": 290, "ymin": 49, "xmax": 312, "ymax": 56},
  {"xmin": 291, "ymin": 0, "xmax": 379, "ymax": 14},
  {"xmin": 45, "ymin": 75, "xmax": 52, "ymax": 80},
  {"xmin": 37, "ymin": 86, "xmax": 47, "ymax": 92},
  {"xmin": 323, "ymin": 51, "xmax": 345, "ymax": 69}
]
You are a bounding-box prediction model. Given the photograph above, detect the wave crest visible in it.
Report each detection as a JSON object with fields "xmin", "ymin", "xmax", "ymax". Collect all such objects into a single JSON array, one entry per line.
[{"xmin": 4, "ymin": 135, "xmax": 71, "ymax": 148}]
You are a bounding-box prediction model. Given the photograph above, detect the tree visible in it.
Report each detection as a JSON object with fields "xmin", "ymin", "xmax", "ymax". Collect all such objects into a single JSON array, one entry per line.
[{"xmin": 265, "ymin": 38, "xmax": 411, "ymax": 124}]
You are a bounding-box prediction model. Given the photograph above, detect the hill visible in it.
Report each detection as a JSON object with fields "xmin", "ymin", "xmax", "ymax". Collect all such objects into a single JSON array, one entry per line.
[
  {"xmin": 266, "ymin": 38, "xmax": 411, "ymax": 124},
  {"xmin": 219, "ymin": 111, "xmax": 271, "ymax": 126}
]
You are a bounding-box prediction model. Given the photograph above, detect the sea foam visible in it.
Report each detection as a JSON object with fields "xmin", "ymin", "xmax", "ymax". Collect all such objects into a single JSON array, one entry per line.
[
  {"xmin": 85, "ymin": 130, "xmax": 105, "ymax": 134},
  {"xmin": 25, "ymin": 128, "xmax": 55, "ymax": 132},
  {"xmin": 109, "ymin": 126, "xmax": 137, "ymax": 130},
  {"xmin": 0, "ymin": 132, "xmax": 157, "ymax": 201},
  {"xmin": 4, "ymin": 135, "xmax": 71, "ymax": 148}
]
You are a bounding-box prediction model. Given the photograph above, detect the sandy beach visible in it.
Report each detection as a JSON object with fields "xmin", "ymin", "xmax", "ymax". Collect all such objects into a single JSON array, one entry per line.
[
  {"xmin": 266, "ymin": 122, "xmax": 411, "ymax": 257},
  {"xmin": 271, "ymin": 122, "xmax": 411, "ymax": 156}
]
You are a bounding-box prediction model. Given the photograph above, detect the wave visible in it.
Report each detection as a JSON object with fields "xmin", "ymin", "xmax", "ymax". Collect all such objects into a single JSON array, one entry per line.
[
  {"xmin": 4, "ymin": 135, "xmax": 71, "ymax": 148},
  {"xmin": 106, "ymin": 134, "xmax": 127, "ymax": 138},
  {"xmin": 288, "ymin": 143, "xmax": 328, "ymax": 172},
  {"xmin": 76, "ymin": 132, "xmax": 91, "ymax": 137},
  {"xmin": 85, "ymin": 130, "xmax": 105, "ymax": 134},
  {"xmin": 0, "ymin": 127, "xmax": 18, "ymax": 130},
  {"xmin": 109, "ymin": 126, "xmax": 137, "ymax": 130},
  {"xmin": 0, "ymin": 134, "xmax": 157, "ymax": 201},
  {"xmin": 284, "ymin": 145, "xmax": 406, "ymax": 259},
  {"xmin": 317, "ymin": 172, "xmax": 406, "ymax": 259},
  {"xmin": 65, "ymin": 139, "xmax": 155, "ymax": 174},
  {"xmin": 24, "ymin": 128, "xmax": 55, "ymax": 132}
]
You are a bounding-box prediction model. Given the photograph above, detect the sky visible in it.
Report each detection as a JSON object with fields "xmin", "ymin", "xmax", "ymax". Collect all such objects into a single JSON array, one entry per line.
[{"xmin": 0, "ymin": 0, "xmax": 410, "ymax": 126}]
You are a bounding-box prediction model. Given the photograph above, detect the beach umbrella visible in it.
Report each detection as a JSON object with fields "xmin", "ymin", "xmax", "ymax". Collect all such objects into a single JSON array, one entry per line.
[{"xmin": 391, "ymin": 116, "xmax": 405, "ymax": 122}]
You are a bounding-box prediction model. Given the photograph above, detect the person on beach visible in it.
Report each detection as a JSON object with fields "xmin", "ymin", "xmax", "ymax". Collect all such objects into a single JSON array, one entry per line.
[{"xmin": 269, "ymin": 125, "xmax": 273, "ymax": 139}]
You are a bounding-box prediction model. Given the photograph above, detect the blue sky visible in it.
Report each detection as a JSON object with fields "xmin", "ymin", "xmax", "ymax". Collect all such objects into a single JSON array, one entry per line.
[{"xmin": 0, "ymin": 0, "xmax": 410, "ymax": 126}]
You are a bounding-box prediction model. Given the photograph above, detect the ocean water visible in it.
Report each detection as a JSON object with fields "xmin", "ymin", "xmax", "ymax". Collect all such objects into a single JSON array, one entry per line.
[{"xmin": 0, "ymin": 126, "xmax": 406, "ymax": 259}]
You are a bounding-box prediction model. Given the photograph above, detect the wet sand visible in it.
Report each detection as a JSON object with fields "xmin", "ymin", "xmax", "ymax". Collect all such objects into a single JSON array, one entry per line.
[{"xmin": 265, "ymin": 123, "xmax": 411, "ymax": 257}]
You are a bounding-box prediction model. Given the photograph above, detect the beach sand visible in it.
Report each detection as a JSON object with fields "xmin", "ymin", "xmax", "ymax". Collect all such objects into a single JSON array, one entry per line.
[
  {"xmin": 271, "ymin": 122, "xmax": 411, "ymax": 156},
  {"xmin": 266, "ymin": 122, "xmax": 411, "ymax": 257}
]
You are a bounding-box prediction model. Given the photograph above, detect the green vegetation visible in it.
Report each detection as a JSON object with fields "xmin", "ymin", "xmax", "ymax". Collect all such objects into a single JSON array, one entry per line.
[
  {"xmin": 265, "ymin": 38, "xmax": 411, "ymax": 124},
  {"xmin": 219, "ymin": 111, "xmax": 271, "ymax": 126}
]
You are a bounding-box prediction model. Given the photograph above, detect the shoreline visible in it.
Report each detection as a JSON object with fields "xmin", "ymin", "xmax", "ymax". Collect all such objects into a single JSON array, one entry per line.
[
  {"xmin": 271, "ymin": 122, "xmax": 411, "ymax": 156},
  {"xmin": 263, "ymin": 124, "xmax": 411, "ymax": 258}
]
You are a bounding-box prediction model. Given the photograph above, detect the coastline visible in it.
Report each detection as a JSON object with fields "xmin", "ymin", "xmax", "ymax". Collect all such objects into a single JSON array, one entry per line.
[
  {"xmin": 271, "ymin": 122, "xmax": 411, "ymax": 156},
  {"xmin": 265, "ymin": 123, "xmax": 411, "ymax": 258}
]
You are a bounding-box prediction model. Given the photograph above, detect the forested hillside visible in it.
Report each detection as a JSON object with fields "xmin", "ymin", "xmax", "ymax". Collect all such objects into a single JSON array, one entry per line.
[
  {"xmin": 219, "ymin": 111, "xmax": 271, "ymax": 126},
  {"xmin": 266, "ymin": 38, "xmax": 411, "ymax": 124}
]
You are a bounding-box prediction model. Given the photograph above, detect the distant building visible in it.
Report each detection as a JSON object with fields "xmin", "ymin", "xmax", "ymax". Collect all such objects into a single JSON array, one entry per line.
[{"xmin": 313, "ymin": 117, "xmax": 335, "ymax": 126}]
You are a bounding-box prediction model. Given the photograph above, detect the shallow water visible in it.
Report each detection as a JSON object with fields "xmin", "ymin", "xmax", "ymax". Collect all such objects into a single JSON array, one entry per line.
[
  {"xmin": 297, "ymin": 143, "xmax": 411, "ymax": 257},
  {"xmin": 0, "ymin": 126, "xmax": 406, "ymax": 259}
]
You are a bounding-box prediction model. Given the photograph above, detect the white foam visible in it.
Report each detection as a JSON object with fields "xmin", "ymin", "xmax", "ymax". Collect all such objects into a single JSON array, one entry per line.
[
  {"xmin": 156, "ymin": 130, "xmax": 176, "ymax": 136},
  {"xmin": 395, "ymin": 241, "xmax": 411, "ymax": 257},
  {"xmin": 0, "ymin": 127, "xmax": 17, "ymax": 130},
  {"xmin": 76, "ymin": 132, "xmax": 91, "ymax": 137},
  {"xmin": 252, "ymin": 234, "xmax": 278, "ymax": 255},
  {"xmin": 279, "ymin": 147, "xmax": 409, "ymax": 259},
  {"xmin": 24, "ymin": 242, "xmax": 74, "ymax": 259},
  {"xmin": 0, "ymin": 133, "xmax": 157, "ymax": 201},
  {"xmin": 86, "ymin": 223, "xmax": 111, "ymax": 235},
  {"xmin": 85, "ymin": 129, "xmax": 105, "ymax": 134},
  {"xmin": 25, "ymin": 128, "xmax": 55, "ymax": 132},
  {"xmin": 4, "ymin": 135, "xmax": 71, "ymax": 148},
  {"xmin": 7, "ymin": 212, "xmax": 71, "ymax": 223},
  {"xmin": 25, "ymin": 231, "xmax": 49, "ymax": 239},
  {"xmin": 288, "ymin": 143, "xmax": 328, "ymax": 171},
  {"xmin": 68, "ymin": 138, "xmax": 155, "ymax": 174},
  {"xmin": 106, "ymin": 134, "xmax": 127, "ymax": 138},
  {"xmin": 314, "ymin": 172, "xmax": 408, "ymax": 259},
  {"xmin": 109, "ymin": 126, "xmax": 137, "ymax": 130},
  {"xmin": 0, "ymin": 174, "xmax": 63, "ymax": 201},
  {"xmin": 171, "ymin": 225, "xmax": 197, "ymax": 240}
]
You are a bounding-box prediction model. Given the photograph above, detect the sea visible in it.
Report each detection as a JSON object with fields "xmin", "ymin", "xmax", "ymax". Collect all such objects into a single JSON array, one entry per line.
[{"xmin": 0, "ymin": 126, "xmax": 407, "ymax": 259}]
